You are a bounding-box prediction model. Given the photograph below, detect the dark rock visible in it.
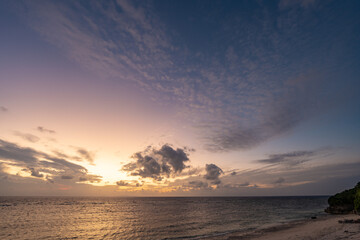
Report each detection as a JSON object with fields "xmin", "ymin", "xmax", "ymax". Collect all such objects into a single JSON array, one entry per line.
[
  {"xmin": 325, "ymin": 204, "xmax": 354, "ymax": 214},
  {"xmin": 338, "ymin": 219, "xmax": 360, "ymax": 224}
]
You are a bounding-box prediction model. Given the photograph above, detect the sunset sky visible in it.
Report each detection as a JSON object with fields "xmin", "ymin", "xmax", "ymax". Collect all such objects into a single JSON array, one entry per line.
[{"xmin": 1, "ymin": 0, "xmax": 359, "ymax": 196}]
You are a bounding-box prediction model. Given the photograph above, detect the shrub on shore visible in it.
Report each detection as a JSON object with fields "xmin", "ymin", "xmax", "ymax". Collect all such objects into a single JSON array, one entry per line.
[
  {"xmin": 325, "ymin": 182, "xmax": 360, "ymax": 214},
  {"xmin": 355, "ymin": 188, "xmax": 360, "ymax": 214}
]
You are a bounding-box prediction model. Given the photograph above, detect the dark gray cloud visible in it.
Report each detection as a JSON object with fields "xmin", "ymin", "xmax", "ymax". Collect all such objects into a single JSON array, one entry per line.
[
  {"xmin": 0, "ymin": 106, "xmax": 8, "ymax": 112},
  {"xmin": 188, "ymin": 180, "xmax": 209, "ymax": 189},
  {"xmin": 46, "ymin": 175, "xmax": 54, "ymax": 183},
  {"xmin": 0, "ymin": 138, "xmax": 97, "ymax": 184},
  {"xmin": 122, "ymin": 144, "xmax": 193, "ymax": 181},
  {"xmin": 37, "ymin": 126, "xmax": 56, "ymax": 134},
  {"xmin": 204, "ymin": 164, "xmax": 223, "ymax": 184},
  {"xmin": 0, "ymin": 139, "xmax": 39, "ymax": 163},
  {"xmin": 29, "ymin": 168, "xmax": 44, "ymax": 178},
  {"xmin": 61, "ymin": 175, "xmax": 73, "ymax": 180},
  {"xmin": 155, "ymin": 145, "xmax": 189, "ymax": 173},
  {"xmin": 79, "ymin": 177, "xmax": 87, "ymax": 182},
  {"xmin": 128, "ymin": 154, "xmax": 163, "ymax": 180},
  {"xmin": 224, "ymin": 182, "xmax": 251, "ymax": 188},
  {"xmin": 116, "ymin": 180, "xmax": 142, "ymax": 187},
  {"xmin": 116, "ymin": 180, "xmax": 129, "ymax": 186},
  {"xmin": 13, "ymin": 131, "xmax": 40, "ymax": 143},
  {"xmin": 78, "ymin": 174, "xmax": 102, "ymax": 183}
]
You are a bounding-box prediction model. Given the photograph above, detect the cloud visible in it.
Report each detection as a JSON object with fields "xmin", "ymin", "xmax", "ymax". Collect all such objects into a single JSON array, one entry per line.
[
  {"xmin": 13, "ymin": 131, "xmax": 40, "ymax": 143},
  {"xmin": 11, "ymin": 0, "xmax": 359, "ymax": 153},
  {"xmin": 0, "ymin": 138, "xmax": 97, "ymax": 184},
  {"xmin": 29, "ymin": 168, "xmax": 43, "ymax": 178},
  {"xmin": 79, "ymin": 177, "xmax": 87, "ymax": 182},
  {"xmin": 116, "ymin": 180, "xmax": 129, "ymax": 186},
  {"xmin": 78, "ymin": 174, "xmax": 102, "ymax": 183},
  {"xmin": 76, "ymin": 148, "xmax": 95, "ymax": 165},
  {"xmin": 116, "ymin": 180, "xmax": 142, "ymax": 187},
  {"xmin": 0, "ymin": 106, "xmax": 8, "ymax": 112},
  {"xmin": 239, "ymin": 182, "xmax": 250, "ymax": 187},
  {"xmin": 0, "ymin": 139, "xmax": 39, "ymax": 163},
  {"xmin": 122, "ymin": 144, "xmax": 193, "ymax": 181},
  {"xmin": 224, "ymin": 182, "xmax": 251, "ymax": 188},
  {"xmin": 226, "ymin": 147, "xmax": 360, "ymax": 191},
  {"xmin": 273, "ymin": 177, "xmax": 285, "ymax": 184},
  {"xmin": 255, "ymin": 147, "xmax": 334, "ymax": 166},
  {"xmin": 188, "ymin": 180, "xmax": 209, "ymax": 189},
  {"xmin": 257, "ymin": 151, "xmax": 314, "ymax": 165},
  {"xmin": 37, "ymin": 126, "xmax": 56, "ymax": 134},
  {"xmin": 61, "ymin": 175, "xmax": 74, "ymax": 180},
  {"xmin": 204, "ymin": 164, "xmax": 223, "ymax": 184},
  {"xmin": 154, "ymin": 145, "xmax": 189, "ymax": 173}
]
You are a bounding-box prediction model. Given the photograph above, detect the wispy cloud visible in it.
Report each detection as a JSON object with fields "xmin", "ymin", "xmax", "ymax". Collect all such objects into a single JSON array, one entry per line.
[
  {"xmin": 13, "ymin": 131, "xmax": 40, "ymax": 143},
  {"xmin": 255, "ymin": 147, "xmax": 335, "ymax": 166},
  {"xmin": 75, "ymin": 148, "xmax": 95, "ymax": 165},
  {"xmin": 188, "ymin": 180, "xmax": 210, "ymax": 190},
  {"xmin": 37, "ymin": 126, "xmax": 56, "ymax": 134},
  {"xmin": 11, "ymin": 0, "xmax": 359, "ymax": 152},
  {"xmin": 221, "ymin": 146, "xmax": 359, "ymax": 190},
  {"xmin": 273, "ymin": 177, "xmax": 285, "ymax": 185}
]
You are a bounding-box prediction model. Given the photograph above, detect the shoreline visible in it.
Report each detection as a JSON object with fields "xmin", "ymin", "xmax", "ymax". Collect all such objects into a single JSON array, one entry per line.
[
  {"xmin": 204, "ymin": 214, "xmax": 360, "ymax": 240},
  {"xmin": 204, "ymin": 213, "xmax": 360, "ymax": 240}
]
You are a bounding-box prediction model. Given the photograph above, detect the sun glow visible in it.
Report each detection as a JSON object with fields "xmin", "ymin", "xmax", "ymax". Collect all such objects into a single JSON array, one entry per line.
[{"xmin": 86, "ymin": 157, "xmax": 128, "ymax": 185}]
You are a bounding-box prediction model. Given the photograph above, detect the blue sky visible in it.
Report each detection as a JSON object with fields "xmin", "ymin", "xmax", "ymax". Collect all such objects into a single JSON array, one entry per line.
[{"xmin": 0, "ymin": 0, "xmax": 359, "ymax": 196}]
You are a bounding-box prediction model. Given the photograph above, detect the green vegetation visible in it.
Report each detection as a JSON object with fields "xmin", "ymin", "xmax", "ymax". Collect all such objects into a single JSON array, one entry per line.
[
  {"xmin": 326, "ymin": 182, "xmax": 360, "ymax": 214},
  {"xmin": 355, "ymin": 188, "xmax": 360, "ymax": 214},
  {"xmin": 328, "ymin": 182, "xmax": 360, "ymax": 206}
]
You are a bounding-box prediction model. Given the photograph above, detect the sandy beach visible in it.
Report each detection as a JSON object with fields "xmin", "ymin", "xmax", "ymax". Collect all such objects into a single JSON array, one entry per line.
[{"xmin": 209, "ymin": 214, "xmax": 360, "ymax": 240}]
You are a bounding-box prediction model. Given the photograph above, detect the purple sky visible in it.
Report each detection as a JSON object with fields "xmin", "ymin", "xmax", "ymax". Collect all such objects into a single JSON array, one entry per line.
[{"xmin": 0, "ymin": 0, "xmax": 359, "ymax": 196}]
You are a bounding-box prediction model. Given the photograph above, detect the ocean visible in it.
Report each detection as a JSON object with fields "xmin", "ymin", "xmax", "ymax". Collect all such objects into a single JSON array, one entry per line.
[{"xmin": 0, "ymin": 196, "xmax": 328, "ymax": 239}]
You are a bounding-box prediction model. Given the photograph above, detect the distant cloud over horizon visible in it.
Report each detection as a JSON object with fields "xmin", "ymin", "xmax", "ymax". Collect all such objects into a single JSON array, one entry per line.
[
  {"xmin": 204, "ymin": 164, "xmax": 223, "ymax": 185},
  {"xmin": 0, "ymin": 138, "xmax": 101, "ymax": 185},
  {"xmin": 122, "ymin": 144, "xmax": 192, "ymax": 181}
]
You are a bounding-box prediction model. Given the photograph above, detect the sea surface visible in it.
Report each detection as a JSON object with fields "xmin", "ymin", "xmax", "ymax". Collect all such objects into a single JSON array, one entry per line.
[{"xmin": 0, "ymin": 196, "xmax": 328, "ymax": 239}]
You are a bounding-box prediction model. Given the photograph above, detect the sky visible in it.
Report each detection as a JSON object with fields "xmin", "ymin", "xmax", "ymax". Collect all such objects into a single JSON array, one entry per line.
[{"xmin": 0, "ymin": 0, "xmax": 359, "ymax": 196}]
